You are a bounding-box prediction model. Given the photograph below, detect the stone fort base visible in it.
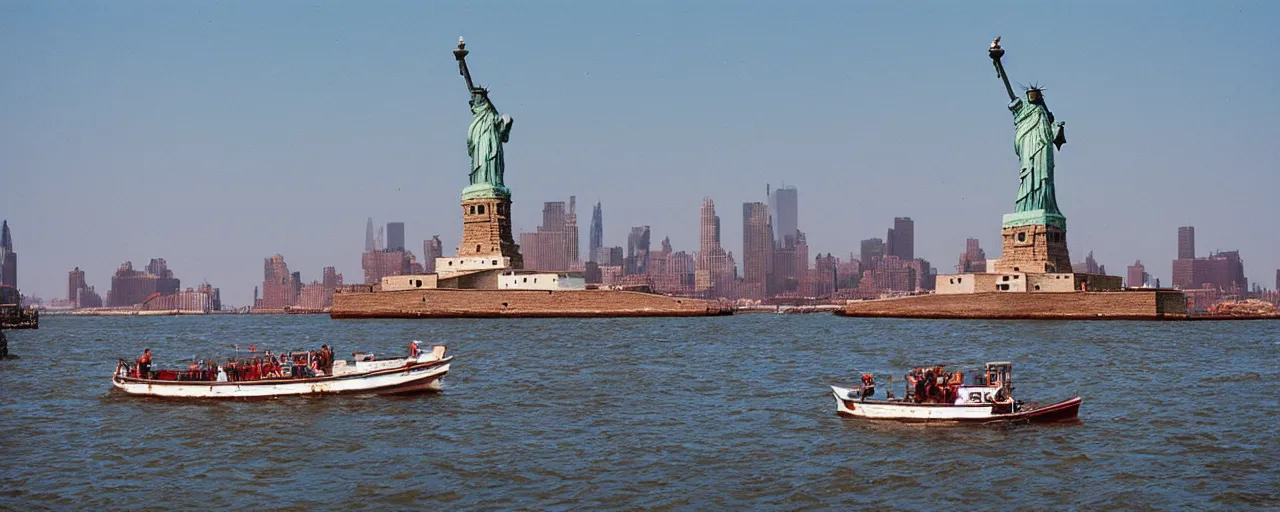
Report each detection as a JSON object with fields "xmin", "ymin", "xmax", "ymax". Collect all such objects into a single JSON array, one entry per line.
[{"xmin": 458, "ymin": 195, "xmax": 522, "ymax": 270}]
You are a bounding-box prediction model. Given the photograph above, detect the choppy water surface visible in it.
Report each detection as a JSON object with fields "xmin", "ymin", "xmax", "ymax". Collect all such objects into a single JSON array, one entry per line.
[{"xmin": 1, "ymin": 315, "xmax": 1277, "ymax": 510}]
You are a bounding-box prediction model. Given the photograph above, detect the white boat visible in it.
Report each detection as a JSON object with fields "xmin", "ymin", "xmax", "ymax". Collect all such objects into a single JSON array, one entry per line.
[
  {"xmin": 830, "ymin": 362, "xmax": 1081, "ymax": 424},
  {"xmin": 112, "ymin": 344, "xmax": 451, "ymax": 398}
]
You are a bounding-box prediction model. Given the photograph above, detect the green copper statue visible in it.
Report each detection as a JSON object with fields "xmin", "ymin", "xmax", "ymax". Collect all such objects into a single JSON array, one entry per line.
[
  {"xmin": 990, "ymin": 38, "xmax": 1066, "ymax": 216},
  {"xmin": 454, "ymin": 37, "xmax": 513, "ymax": 199}
]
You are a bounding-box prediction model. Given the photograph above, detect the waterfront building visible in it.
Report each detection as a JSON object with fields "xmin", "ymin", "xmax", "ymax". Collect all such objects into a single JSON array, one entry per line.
[
  {"xmin": 107, "ymin": 260, "xmax": 181, "ymax": 307},
  {"xmin": 1170, "ymin": 227, "xmax": 1248, "ymax": 294},
  {"xmin": 141, "ymin": 285, "xmax": 217, "ymax": 312},
  {"xmin": 256, "ymin": 254, "xmax": 298, "ymax": 310},
  {"xmin": 0, "ymin": 221, "xmax": 15, "ymax": 293},
  {"xmin": 67, "ymin": 267, "xmax": 104, "ymax": 308},
  {"xmin": 68, "ymin": 267, "xmax": 86, "ymax": 305}
]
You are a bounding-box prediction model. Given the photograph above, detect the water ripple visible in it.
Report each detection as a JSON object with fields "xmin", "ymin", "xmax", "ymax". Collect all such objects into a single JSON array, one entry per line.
[{"xmin": 1, "ymin": 315, "xmax": 1277, "ymax": 509}]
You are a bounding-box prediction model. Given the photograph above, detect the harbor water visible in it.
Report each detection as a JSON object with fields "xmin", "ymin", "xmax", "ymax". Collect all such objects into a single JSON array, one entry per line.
[{"xmin": 1, "ymin": 315, "xmax": 1276, "ymax": 509}]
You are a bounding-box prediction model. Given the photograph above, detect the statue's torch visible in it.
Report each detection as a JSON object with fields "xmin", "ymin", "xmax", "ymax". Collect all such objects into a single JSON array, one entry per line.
[
  {"xmin": 454, "ymin": 37, "xmax": 475, "ymax": 92},
  {"xmin": 989, "ymin": 37, "xmax": 1016, "ymax": 102}
]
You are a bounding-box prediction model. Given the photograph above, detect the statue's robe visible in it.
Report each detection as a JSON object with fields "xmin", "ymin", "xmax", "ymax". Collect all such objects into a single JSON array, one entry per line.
[
  {"xmin": 1009, "ymin": 98, "xmax": 1065, "ymax": 213},
  {"xmin": 467, "ymin": 96, "xmax": 513, "ymax": 187}
]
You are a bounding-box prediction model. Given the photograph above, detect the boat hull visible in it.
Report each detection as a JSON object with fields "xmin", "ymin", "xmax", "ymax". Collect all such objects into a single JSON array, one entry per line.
[
  {"xmin": 831, "ymin": 386, "xmax": 1080, "ymax": 424},
  {"xmin": 113, "ymin": 358, "xmax": 450, "ymax": 399}
]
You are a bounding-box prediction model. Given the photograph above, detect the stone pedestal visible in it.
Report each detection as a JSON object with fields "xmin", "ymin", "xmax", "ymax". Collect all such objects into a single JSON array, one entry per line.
[
  {"xmin": 993, "ymin": 210, "xmax": 1071, "ymax": 273},
  {"xmin": 458, "ymin": 195, "xmax": 522, "ymax": 269}
]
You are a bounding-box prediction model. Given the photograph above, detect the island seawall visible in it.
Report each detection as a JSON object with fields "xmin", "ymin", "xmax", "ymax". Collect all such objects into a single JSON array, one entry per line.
[
  {"xmin": 331, "ymin": 288, "xmax": 732, "ymax": 318},
  {"xmin": 838, "ymin": 290, "xmax": 1191, "ymax": 320}
]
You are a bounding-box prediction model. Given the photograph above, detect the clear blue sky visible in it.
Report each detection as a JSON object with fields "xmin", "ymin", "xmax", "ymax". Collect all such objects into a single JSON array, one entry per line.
[{"xmin": 3, "ymin": 1, "xmax": 1277, "ymax": 306}]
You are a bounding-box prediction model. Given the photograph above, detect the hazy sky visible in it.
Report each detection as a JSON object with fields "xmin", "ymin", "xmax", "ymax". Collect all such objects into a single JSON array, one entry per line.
[{"xmin": 3, "ymin": 1, "xmax": 1278, "ymax": 305}]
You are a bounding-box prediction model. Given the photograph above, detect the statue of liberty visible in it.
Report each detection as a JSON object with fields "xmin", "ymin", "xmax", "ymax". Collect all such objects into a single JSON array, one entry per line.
[
  {"xmin": 454, "ymin": 38, "xmax": 513, "ymax": 198},
  {"xmin": 466, "ymin": 87, "xmax": 513, "ymax": 189},
  {"xmin": 989, "ymin": 38, "xmax": 1066, "ymax": 215}
]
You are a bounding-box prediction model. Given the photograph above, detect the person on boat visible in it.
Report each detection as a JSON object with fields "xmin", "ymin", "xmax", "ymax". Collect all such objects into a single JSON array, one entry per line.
[
  {"xmin": 187, "ymin": 360, "xmax": 199, "ymax": 381},
  {"xmin": 137, "ymin": 349, "xmax": 153, "ymax": 378},
  {"xmin": 321, "ymin": 345, "xmax": 334, "ymax": 374},
  {"xmin": 859, "ymin": 374, "xmax": 876, "ymax": 399},
  {"xmin": 409, "ymin": 340, "xmax": 420, "ymax": 359}
]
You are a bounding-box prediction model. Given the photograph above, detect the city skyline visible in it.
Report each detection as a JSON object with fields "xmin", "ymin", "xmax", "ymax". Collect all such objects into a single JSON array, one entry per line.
[{"xmin": 4, "ymin": 3, "xmax": 1278, "ymax": 303}]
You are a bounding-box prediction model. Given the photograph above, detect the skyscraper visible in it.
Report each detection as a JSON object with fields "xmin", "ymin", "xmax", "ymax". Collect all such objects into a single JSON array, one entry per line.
[
  {"xmin": 365, "ymin": 217, "xmax": 376, "ymax": 252},
  {"xmin": 67, "ymin": 266, "xmax": 102, "ymax": 308},
  {"xmin": 518, "ymin": 198, "xmax": 579, "ymax": 271},
  {"xmin": 886, "ymin": 217, "xmax": 915, "ymax": 260},
  {"xmin": 386, "ymin": 222, "xmax": 406, "ymax": 252},
  {"xmin": 695, "ymin": 198, "xmax": 731, "ymax": 298},
  {"xmin": 626, "ymin": 226, "xmax": 651, "ymax": 275},
  {"xmin": 256, "ymin": 254, "xmax": 297, "ymax": 310},
  {"xmin": 0, "ymin": 220, "xmax": 16, "ymax": 291},
  {"xmin": 957, "ymin": 238, "xmax": 987, "ymax": 273},
  {"xmin": 1127, "ymin": 260, "xmax": 1149, "ymax": 288},
  {"xmin": 567, "ymin": 196, "xmax": 580, "ymax": 265},
  {"xmin": 68, "ymin": 267, "xmax": 87, "ymax": 302},
  {"xmin": 1177, "ymin": 226, "xmax": 1195, "ymax": 260},
  {"xmin": 742, "ymin": 202, "xmax": 773, "ymax": 298},
  {"xmin": 423, "ymin": 236, "xmax": 443, "ymax": 273},
  {"xmin": 107, "ymin": 260, "xmax": 181, "ymax": 307},
  {"xmin": 145, "ymin": 258, "xmax": 181, "ymax": 295},
  {"xmin": 860, "ymin": 238, "xmax": 885, "ymax": 269},
  {"xmin": 769, "ymin": 185, "xmax": 799, "ymax": 248},
  {"xmin": 589, "ymin": 201, "xmax": 604, "ymax": 263}
]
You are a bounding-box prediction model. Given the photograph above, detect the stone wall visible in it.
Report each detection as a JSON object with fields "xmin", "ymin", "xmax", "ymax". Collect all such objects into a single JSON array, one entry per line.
[
  {"xmin": 459, "ymin": 196, "xmax": 523, "ymax": 269},
  {"xmin": 841, "ymin": 290, "xmax": 1188, "ymax": 320},
  {"xmin": 332, "ymin": 288, "xmax": 732, "ymax": 318},
  {"xmin": 381, "ymin": 274, "xmax": 438, "ymax": 291},
  {"xmin": 994, "ymin": 224, "xmax": 1071, "ymax": 274}
]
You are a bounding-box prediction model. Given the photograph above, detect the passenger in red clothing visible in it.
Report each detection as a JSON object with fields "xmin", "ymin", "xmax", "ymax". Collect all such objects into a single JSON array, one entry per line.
[
  {"xmin": 137, "ymin": 349, "xmax": 153, "ymax": 378},
  {"xmin": 409, "ymin": 340, "xmax": 420, "ymax": 359}
]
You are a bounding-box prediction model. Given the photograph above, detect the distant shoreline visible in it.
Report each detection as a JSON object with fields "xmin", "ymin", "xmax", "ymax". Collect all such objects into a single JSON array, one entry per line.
[{"xmin": 40, "ymin": 309, "xmax": 330, "ymax": 317}]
